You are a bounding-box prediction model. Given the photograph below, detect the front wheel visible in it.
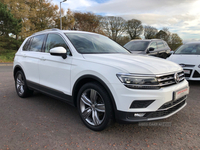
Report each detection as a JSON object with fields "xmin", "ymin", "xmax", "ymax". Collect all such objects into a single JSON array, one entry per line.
[{"xmin": 77, "ymin": 82, "xmax": 113, "ymax": 131}]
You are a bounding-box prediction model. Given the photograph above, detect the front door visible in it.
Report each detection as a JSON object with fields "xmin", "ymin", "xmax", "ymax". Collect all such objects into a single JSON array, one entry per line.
[{"xmin": 38, "ymin": 33, "xmax": 73, "ymax": 98}]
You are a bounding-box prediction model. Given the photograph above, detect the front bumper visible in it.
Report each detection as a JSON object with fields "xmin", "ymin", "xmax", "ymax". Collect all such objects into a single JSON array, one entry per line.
[
  {"xmin": 109, "ymin": 78, "xmax": 189, "ymax": 123},
  {"xmin": 183, "ymin": 67, "xmax": 200, "ymax": 81},
  {"xmin": 115, "ymin": 95, "xmax": 187, "ymax": 123}
]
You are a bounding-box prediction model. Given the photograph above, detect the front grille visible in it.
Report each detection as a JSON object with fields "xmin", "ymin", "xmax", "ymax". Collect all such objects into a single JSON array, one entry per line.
[
  {"xmin": 159, "ymin": 95, "xmax": 187, "ymax": 110},
  {"xmin": 184, "ymin": 69, "xmax": 192, "ymax": 77},
  {"xmin": 144, "ymin": 100, "xmax": 186, "ymax": 118},
  {"xmin": 157, "ymin": 71, "xmax": 185, "ymax": 88},
  {"xmin": 193, "ymin": 70, "xmax": 200, "ymax": 78},
  {"xmin": 179, "ymin": 64, "xmax": 195, "ymax": 68}
]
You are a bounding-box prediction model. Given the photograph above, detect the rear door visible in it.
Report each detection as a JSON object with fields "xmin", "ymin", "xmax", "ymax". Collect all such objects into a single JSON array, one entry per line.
[{"xmin": 21, "ymin": 34, "xmax": 46, "ymax": 84}]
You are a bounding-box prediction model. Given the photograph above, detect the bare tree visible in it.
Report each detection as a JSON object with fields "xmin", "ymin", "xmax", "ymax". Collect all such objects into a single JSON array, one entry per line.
[
  {"xmin": 125, "ymin": 19, "xmax": 143, "ymax": 40},
  {"xmin": 101, "ymin": 16, "xmax": 126, "ymax": 42},
  {"xmin": 144, "ymin": 25, "xmax": 158, "ymax": 39}
]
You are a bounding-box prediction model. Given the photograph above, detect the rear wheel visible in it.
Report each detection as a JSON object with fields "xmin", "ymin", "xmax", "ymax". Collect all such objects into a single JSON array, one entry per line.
[
  {"xmin": 15, "ymin": 71, "xmax": 33, "ymax": 98},
  {"xmin": 77, "ymin": 82, "xmax": 113, "ymax": 131}
]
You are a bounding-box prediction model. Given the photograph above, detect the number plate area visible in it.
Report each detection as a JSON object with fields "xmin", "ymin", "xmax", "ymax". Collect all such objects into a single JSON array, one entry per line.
[
  {"xmin": 183, "ymin": 70, "xmax": 190, "ymax": 74},
  {"xmin": 174, "ymin": 87, "xmax": 189, "ymax": 100}
]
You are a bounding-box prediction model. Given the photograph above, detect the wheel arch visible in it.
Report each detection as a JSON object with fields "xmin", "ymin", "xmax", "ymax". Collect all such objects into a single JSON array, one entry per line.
[
  {"xmin": 13, "ymin": 65, "xmax": 24, "ymax": 78},
  {"xmin": 72, "ymin": 75, "xmax": 117, "ymax": 116}
]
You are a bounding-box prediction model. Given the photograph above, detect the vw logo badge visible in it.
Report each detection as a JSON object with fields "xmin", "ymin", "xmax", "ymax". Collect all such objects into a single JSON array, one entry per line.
[{"xmin": 174, "ymin": 72, "xmax": 180, "ymax": 83}]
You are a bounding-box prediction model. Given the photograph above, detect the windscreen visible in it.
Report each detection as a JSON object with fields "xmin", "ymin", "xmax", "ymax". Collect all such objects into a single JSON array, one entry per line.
[
  {"xmin": 124, "ymin": 41, "xmax": 150, "ymax": 51},
  {"xmin": 65, "ymin": 33, "xmax": 130, "ymax": 54},
  {"xmin": 174, "ymin": 43, "xmax": 200, "ymax": 55}
]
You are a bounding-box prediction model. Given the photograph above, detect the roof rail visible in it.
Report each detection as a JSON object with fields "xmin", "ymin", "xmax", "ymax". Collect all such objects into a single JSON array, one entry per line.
[{"xmin": 33, "ymin": 28, "xmax": 60, "ymax": 35}]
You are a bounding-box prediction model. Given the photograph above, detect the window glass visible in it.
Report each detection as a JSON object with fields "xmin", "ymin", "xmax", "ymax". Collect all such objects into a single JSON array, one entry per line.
[
  {"xmin": 124, "ymin": 41, "xmax": 150, "ymax": 51},
  {"xmin": 175, "ymin": 43, "xmax": 200, "ymax": 55},
  {"xmin": 157, "ymin": 41, "xmax": 164, "ymax": 49},
  {"xmin": 164, "ymin": 41, "xmax": 168, "ymax": 47},
  {"xmin": 23, "ymin": 38, "xmax": 31, "ymax": 51},
  {"xmin": 45, "ymin": 34, "xmax": 70, "ymax": 54},
  {"xmin": 29, "ymin": 35, "xmax": 45, "ymax": 52},
  {"xmin": 65, "ymin": 33, "xmax": 130, "ymax": 54},
  {"xmin": 149, "ymin": 42, "xmax": 157, "ymax": 49}
]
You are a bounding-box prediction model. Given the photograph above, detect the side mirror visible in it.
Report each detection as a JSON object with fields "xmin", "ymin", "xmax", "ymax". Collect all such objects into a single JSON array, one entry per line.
[
  {"xmin": 50, "ymin": 47, "xmax": 67, "ymax": 59},
  {"xmin": 146, "ymin": 47, "xmax": 154, "ymax": 54},
  {"xmin": 148, "ymin": 47, "xmax": 155, "ymax": 51}
]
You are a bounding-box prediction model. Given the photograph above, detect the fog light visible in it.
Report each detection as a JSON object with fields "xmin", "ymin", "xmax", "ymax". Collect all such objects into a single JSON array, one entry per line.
[
  {"xmin": 134, "ymin": 113, "xmax": 146, "ymax": 117},
  {"xmin": 198, "ymin": 64, "xmax": 200, "ymax": 68}
]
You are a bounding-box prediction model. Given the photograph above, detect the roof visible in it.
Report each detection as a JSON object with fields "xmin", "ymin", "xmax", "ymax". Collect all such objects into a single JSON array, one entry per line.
[
  {"xmin": 31, "ymin": 28, "xmax": 100, "ymax": 36},
  {"xmin": 185, "ymin": 41, "xmax": 200, "ymax": 44},
  {"xmin": 130, "ymin": 39, "xmax": 163, "ymax": 42}
]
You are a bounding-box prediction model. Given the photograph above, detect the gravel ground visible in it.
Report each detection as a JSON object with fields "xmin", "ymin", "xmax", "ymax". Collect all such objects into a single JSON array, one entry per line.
[{"xmin": 0, "ymin": 66, "xmax": 200, "ymax": 150}]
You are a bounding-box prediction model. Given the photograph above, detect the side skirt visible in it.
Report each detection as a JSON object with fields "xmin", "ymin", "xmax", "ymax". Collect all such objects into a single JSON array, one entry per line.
[{"xmin": 26, "ymin": 80, "xmax": 74, "ymax": 106}]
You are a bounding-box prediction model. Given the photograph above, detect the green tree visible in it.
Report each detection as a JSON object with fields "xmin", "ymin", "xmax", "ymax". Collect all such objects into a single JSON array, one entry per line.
[
  {"xmin": 156, "ymin": 30, "xmax": 167, "ymax": 40},
  {"xmin": 0, "ymin": 2, "xmax": 22, "ymax": 37},
  {"xmin": 169, "ymin": 33, "xmax": 183, "ymax": 50}
]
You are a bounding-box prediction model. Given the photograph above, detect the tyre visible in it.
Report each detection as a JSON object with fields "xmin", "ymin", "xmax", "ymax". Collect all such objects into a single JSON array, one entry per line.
[
  {"xmin": 15, "ymin": 71, "xmax": 33, "ymax": 98},
  {"xmin": 77, "ymin": 82, "xmax": 113, "ymax": 131}
]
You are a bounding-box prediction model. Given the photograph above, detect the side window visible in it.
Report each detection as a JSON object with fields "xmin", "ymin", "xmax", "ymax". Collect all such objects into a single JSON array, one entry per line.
[
  {"xmin": 164, "ymin": 42, "xmax": 168, "ymax": 47},
  {"xmin": 45, "ymin": 34, "xmax": 70, "ymax": 54},
  {"xmin": 29, "ymin": 34, "xmax": 45, "ymax": 52},
  {"xmin": 149, "ymin": 42, "xmax": 157, "ymax": 49},
  {"xmin": 23, "ymin": 38, "xmax": 31, "ymax": 51},
  {"xmin": 157, "ymin": 41, "xmax": 164, "ymax": 49}
]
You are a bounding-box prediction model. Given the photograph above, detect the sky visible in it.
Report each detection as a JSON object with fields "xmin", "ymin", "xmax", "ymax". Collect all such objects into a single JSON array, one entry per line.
[{"xmin": 52, "ymin": 0, "xmax": 200, "ymax": 42}]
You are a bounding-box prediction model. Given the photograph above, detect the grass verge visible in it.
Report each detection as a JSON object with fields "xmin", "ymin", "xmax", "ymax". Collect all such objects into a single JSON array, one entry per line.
[{"xmin": 0, "ymin": 49, "xmax": 16, "ymax": 63}]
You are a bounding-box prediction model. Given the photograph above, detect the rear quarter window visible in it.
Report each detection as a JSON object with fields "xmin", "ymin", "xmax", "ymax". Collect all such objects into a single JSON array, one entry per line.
[
  {"xmin": 22, "ymin": 38, "xmax": 31, "ymax": 51},
  {"xmin": 157, "ymin": 41, "xmax": 164, "ymax": 49}
]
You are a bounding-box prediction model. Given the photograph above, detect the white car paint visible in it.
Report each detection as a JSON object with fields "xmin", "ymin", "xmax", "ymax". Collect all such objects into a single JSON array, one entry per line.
[
  {"xmin": 167, "ymin": 51, "xmax": 200, "ymax": 81},
  {"xmin": 13, "ymin": 29, "xmax": 189, "ymax": 124}
]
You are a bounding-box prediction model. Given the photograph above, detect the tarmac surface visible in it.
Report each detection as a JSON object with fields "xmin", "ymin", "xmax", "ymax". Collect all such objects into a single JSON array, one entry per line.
[{"xmin": 0, "ymin": 66, "xmax": 200, "ymax": 150}]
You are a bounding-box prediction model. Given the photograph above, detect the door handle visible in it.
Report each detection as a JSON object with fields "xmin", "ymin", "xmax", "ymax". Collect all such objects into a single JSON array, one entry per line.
[{"xmin": 23, "ymin": 54, "xmax": 26, "ymax": 57}]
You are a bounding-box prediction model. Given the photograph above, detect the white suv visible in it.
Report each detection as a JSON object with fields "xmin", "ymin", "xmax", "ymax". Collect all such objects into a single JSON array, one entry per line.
[{"xmin": 13, "ymin": 29, "xmax": 189, "ymax": 131}]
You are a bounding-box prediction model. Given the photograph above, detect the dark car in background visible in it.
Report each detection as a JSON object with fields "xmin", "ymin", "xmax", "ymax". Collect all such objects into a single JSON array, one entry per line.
[{"xmin": 124, "ymin": 39, "xmax": 171, "ymax": 58}]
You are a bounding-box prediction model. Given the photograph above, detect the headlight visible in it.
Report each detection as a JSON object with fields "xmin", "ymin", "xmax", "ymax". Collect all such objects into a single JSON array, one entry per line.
[{"xmin": 117, "ymin": 73, "xmax": 159, "ymax": 89}]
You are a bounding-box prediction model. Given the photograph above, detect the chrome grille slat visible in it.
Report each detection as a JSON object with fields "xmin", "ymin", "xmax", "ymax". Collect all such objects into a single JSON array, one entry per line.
[
  {"xmin": 157, "ymin": 71, "xmax": 185, "ymax": 88},
  {"xmin": 179, "ymin": 73, "xmax": 184, "ymax": 77},
  {"xmin": 157, "ymin": 77, "xmax": 174, "ymax": 82},
  {"xmin": 159, "ymin": 81, "xmax": 175, "ymax": 86}
]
